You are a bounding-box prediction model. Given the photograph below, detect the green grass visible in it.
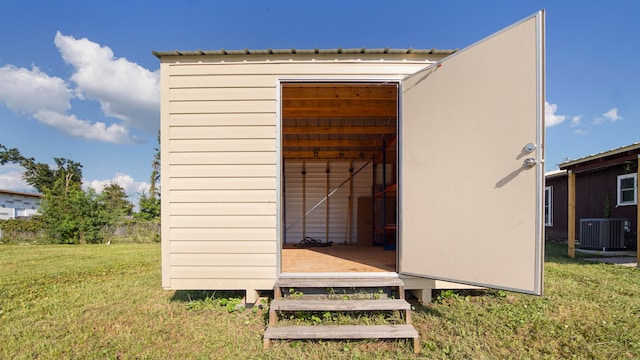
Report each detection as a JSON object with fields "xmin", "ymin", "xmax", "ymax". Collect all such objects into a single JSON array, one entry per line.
[{"xmin": 1, "ymin": 242, "xmax": 639, "ymax": 359}]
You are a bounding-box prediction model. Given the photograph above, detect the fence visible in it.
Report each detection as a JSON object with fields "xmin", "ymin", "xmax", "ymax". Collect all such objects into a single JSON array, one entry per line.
[
  {"xmin": 103, "ymin": 220, "xmax": 161, "ymax": 243},
  {"xmin": 0, "ymin": 219, "xmax": 160, "ymax": 244}
]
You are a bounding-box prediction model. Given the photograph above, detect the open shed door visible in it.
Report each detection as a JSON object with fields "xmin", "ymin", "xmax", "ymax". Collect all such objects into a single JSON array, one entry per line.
[{"xmin": 400, "ymin": 11, "xmax": 545, "ymax": 295}]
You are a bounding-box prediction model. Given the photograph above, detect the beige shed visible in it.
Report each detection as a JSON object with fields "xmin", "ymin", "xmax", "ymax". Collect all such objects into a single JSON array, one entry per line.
[{"xmin": 154, "ymin": 12, "xmax": 546, "ymax": 304}]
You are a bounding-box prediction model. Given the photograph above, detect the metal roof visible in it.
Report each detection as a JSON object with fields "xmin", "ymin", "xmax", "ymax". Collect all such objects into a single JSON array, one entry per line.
[
  {"xmin": 544, "ymin": 169, "xmax": 567, "ymax": 179},
  {"xmin": 152, "ymin": 47, "xmax": 456, "ymax": 58},
  {"xmin": 0, "ymin": 189, "xmax": 42, "ymax": 198},
  {"xmin": 559, "ymin": 143, "xmax": 640, "ymax": 169}
]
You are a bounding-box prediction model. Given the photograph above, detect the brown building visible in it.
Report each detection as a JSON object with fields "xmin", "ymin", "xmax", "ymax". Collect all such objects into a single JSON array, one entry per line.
[{"xmin": 545, "ymin": 143, "xmax": 640, "ymax": 252}]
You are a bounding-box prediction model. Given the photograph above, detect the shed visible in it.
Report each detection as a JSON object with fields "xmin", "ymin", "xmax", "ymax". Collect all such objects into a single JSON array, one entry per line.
[
  {"xmin": 557, "ymin": 143, "xmax": 640, "ymax": 257},
  {"xmin": 154, "ymin": 12, "xmax": 545, "ymax": 304}
]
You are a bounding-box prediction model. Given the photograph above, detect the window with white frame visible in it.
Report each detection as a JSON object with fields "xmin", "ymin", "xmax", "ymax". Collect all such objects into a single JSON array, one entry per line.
[
  {"xmin": 617, "ymin": 173, "xmax": 637, "ymax": 206},
  {"xmin": 544, "ymin": 186, "xmax": 553, "ymax": 226}
]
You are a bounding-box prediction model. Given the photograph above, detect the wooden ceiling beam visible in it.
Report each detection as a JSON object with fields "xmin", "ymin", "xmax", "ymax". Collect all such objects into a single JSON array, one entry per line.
[
  {"xmin": 282, "ymin": 99, "xmax": 397, "ymax": 118},
  {"xmin": 283, "ymin": 139, "xmax": 384, "ymax": 148},
  {"xmin": 282, "ymin": 85, "xmax": 397, "ymax": 100},
  {"xmin": 283, "ymin": 126, "xmax": 396, "ymax": 135},
  {"xmin": 283, "ymin": 150, "xmax": 378, "ymax": 160}
]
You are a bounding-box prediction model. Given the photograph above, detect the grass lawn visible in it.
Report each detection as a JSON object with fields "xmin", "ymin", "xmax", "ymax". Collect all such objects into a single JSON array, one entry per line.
[{"xmin": 1, "ymin": 242, "xmax": 639, "ymax": 359}]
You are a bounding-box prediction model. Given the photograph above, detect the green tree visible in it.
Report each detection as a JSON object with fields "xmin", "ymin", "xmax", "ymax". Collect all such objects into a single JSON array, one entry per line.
[
  {"xmin": 40, "ymin": 179, "xmax": 107, "ymax": 244},
  {"xmin": 0, "ymin": 145, "xmax": 23, "ymax": 165},
  {"xmin": 99, "ymin": 183, "xmax": 133, "ymax": 221},
  {"xmin": 137, "ymin": 192, "xmax": 160, "ymax": 220},
  {"xmin": 0, "ymin": 144, "xmax": 83, "ymax": 193},
  {"xmin": 137, "ymin": 132, "xmax": 160, "ymax": 219},
  {"xmin": 2, "ymin": 144, "xmax": 106, "ymax": 244},
  {"xmin": 1, "ymin": 144, "xmax": 134, "ymax": 244},
  {"xmin": 149, "ymin": 131, "xmax": 160, "ymax": 200}
]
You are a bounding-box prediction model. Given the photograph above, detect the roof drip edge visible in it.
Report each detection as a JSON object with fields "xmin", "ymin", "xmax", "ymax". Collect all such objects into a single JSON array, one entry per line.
[{"xmin": 152, "ymin": 47, "xmax": 456, "ymax": 58}]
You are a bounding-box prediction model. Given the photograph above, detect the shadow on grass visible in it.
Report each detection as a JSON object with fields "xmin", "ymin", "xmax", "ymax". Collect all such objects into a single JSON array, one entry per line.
[
  {"xmin": 170, "ymin": 290, "xmax": 246, "ymax": 303},
  {"xmin": 407, "ymin": 288, "xmax": 515, "ymax": 318},
  {"xmin": 407, "ymin": 302, "xmax": 443, "ymax": 318}
]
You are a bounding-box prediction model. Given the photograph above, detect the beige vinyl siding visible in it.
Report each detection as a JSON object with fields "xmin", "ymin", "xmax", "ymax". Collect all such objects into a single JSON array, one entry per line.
[
  {"xmin": 169, "ymin": 177, "xmax": 276, "ymax": 190},
  {"xmin": 170, "ymin": 240, "xmax": 276, "ymax": 252},
  {"xmin": 170, "ymin": 203, "xmax": 276, "ymax": 216},
  {"xmin": 170, "ymin": 74, "xmax": 276, "ymax": 88},
  {"xmin": 170, "ymin": 87, "xmax": 275, "ymax": 101},
  {"xmin": 171, "ymin": 266, "xmax": 276, "ymax": 279},
  {"xmin": 169, "ymin": 164, "xmax": 275, "ymax": 178},
  {"xmin": 170, "ymin": 278, "xmax": 277, "ymax": 291},
  {"xmin": 170, "ymin": 139, "xmax": 277, "ymax": 152},
  {"xmin": 168, "ymin": 61, "xmax": 433, "ymax": 76},
  {"xmin": 169, "ymin": 152, "xmax": 276, "ymax": 165},
  {"xmin": 168, "ymin": 113, "xmax": 276, "ymax": 126},
  {"xmin": 169, "ymin": 100, "xmax": 275, "ymax": 114},
  {"xmin": 170, "ymin": 190, "xmax": 275, "ymax": 203},
  {"xmin": 170, "ymin": 215, "xmax": 275, "ymax": 228},
  {"xmin": 171, "ymin": 253, "xmax": 275, "ymax": 267},
  {"xmin": 163, "ymin": 59, "xmax": 278, "ymax": 290},
  {"xmin": 170, "ymin": 126, "xmax": 275, "ymax": 140},
  {"xmin": 161, "ymin": 56, "xmax": 438, "ymax": 291}
]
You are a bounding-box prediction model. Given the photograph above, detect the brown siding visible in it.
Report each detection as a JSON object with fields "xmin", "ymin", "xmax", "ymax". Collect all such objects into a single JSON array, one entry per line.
[
  {"xmin": 574, "ymin": 166, "xmax": 637, "ymax": 245},
  {"xmin": 547, "ymin": 165, "xmax": 638, "ymax": 246}
]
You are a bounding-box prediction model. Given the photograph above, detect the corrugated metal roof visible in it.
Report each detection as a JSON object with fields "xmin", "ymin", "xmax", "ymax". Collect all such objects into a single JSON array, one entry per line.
[
  {"xmin": 559, "ymin": 143, "xmax": 640, "ymax": 169},
  {"xmin": 152, "ymin": 47, "xmax": 456, "ymax": 58}
]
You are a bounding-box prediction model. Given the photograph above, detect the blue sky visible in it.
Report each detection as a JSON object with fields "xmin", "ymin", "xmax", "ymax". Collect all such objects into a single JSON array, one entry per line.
[{"xmin": 0, "ymin": 1, "xmax": 638, "ymax": 202}]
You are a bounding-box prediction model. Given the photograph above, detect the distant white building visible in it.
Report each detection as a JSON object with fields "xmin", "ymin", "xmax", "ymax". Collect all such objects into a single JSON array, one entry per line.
[{"xmin": 0, "ymin": 189, "xmax": 42, "ymax": 220}]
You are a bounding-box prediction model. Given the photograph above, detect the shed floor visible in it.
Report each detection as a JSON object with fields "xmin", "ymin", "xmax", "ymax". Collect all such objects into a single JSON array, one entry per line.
[{"xmin": 282, "ymin": 243, "xmax": 396, "ymax": 273}]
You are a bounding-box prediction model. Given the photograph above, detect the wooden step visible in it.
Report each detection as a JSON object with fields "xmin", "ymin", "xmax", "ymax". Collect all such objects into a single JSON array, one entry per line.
[
  {"xmin": 270, "ymin": 299, "xmax": 410, "ymax": 312},
  {"xmin": 264, "ymin": 324, "xmax": 418, "ymax": 340},
  {"xmin": 274, "ymin": 277, "xmax": 405, "ymax": 300},
  {"xmin": 275, "ymin": 277, "xmax": 403, "ymax": 289},
  {"xmin": 266, "ymin": 277, "xmax": 418, "ymax": 353},
  {"xmin": 264, "ymin": 325, "xmax": 419, "ymax": 353},
  {"xmin": 269, "ymin": 299, "xmax": 412, "ymax": 325}
]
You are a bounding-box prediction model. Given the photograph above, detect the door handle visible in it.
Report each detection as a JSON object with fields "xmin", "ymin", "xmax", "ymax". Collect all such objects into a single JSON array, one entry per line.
[{"xmin": 523, "ymin": 158, "xmax": 537, "ymax": 168}]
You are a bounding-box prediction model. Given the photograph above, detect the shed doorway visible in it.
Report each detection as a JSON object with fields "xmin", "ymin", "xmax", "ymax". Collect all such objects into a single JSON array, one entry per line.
[{"xmin": 280, "ymin": 82, "xmax": 399, "ymax": 273}]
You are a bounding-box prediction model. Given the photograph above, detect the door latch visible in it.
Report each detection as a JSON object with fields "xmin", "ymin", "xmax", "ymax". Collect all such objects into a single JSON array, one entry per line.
[{"xmin": 523, "ymin": 158, "xmax": 537, "ymax": 168}]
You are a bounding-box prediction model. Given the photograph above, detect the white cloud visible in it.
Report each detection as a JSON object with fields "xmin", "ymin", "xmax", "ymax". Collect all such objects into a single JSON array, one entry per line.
[
  {"xmin": 84, "ymin": 172, "xmax": 149, "ymax": 197},
  {"xmin": 0, "ymin": 164, "xmax": 33, "ymax": 191},
  {"xmin": 570, "ymin": 115, "xmax": 582, "ymax": 127},
  {"xmin": 603, "ymin": 108, "xmax": 622, "ymax": 122},
  {"xmin": 0, "ymin": 65, "xmax": 72, "ymax": 114},
  {"xmin": 594, "ymin": 107, "xmax": 623, "ymax": 124},
  {"xmin": 545, "ymin": 102, "xmax": 566, "ymax": 127},
  {"xmin": 0, "ymin": 32, "xmax": 159, "ymax": 145},
  {"xmin": 33, "ymin": 109, "xmax": 141, "ymax": 144},
  {"xmin": 54, "ymin": 32, "xmax": 160, "ymax": 134},
  {"xmin": 84, "ymin": 172, "xmax": 150, "ymax": 210}
]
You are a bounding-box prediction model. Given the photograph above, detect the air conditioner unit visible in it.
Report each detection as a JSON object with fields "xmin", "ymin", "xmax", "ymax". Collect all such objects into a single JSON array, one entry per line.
[{"xmin": 579, "ymin": 218, "xmax": 628, "ymax": 251}]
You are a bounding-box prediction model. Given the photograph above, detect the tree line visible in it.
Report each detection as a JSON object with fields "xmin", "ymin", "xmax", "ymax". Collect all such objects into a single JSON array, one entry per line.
[{"xmin": 0, "ymin": 140, "xmax": 160, "ymax": 244}]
